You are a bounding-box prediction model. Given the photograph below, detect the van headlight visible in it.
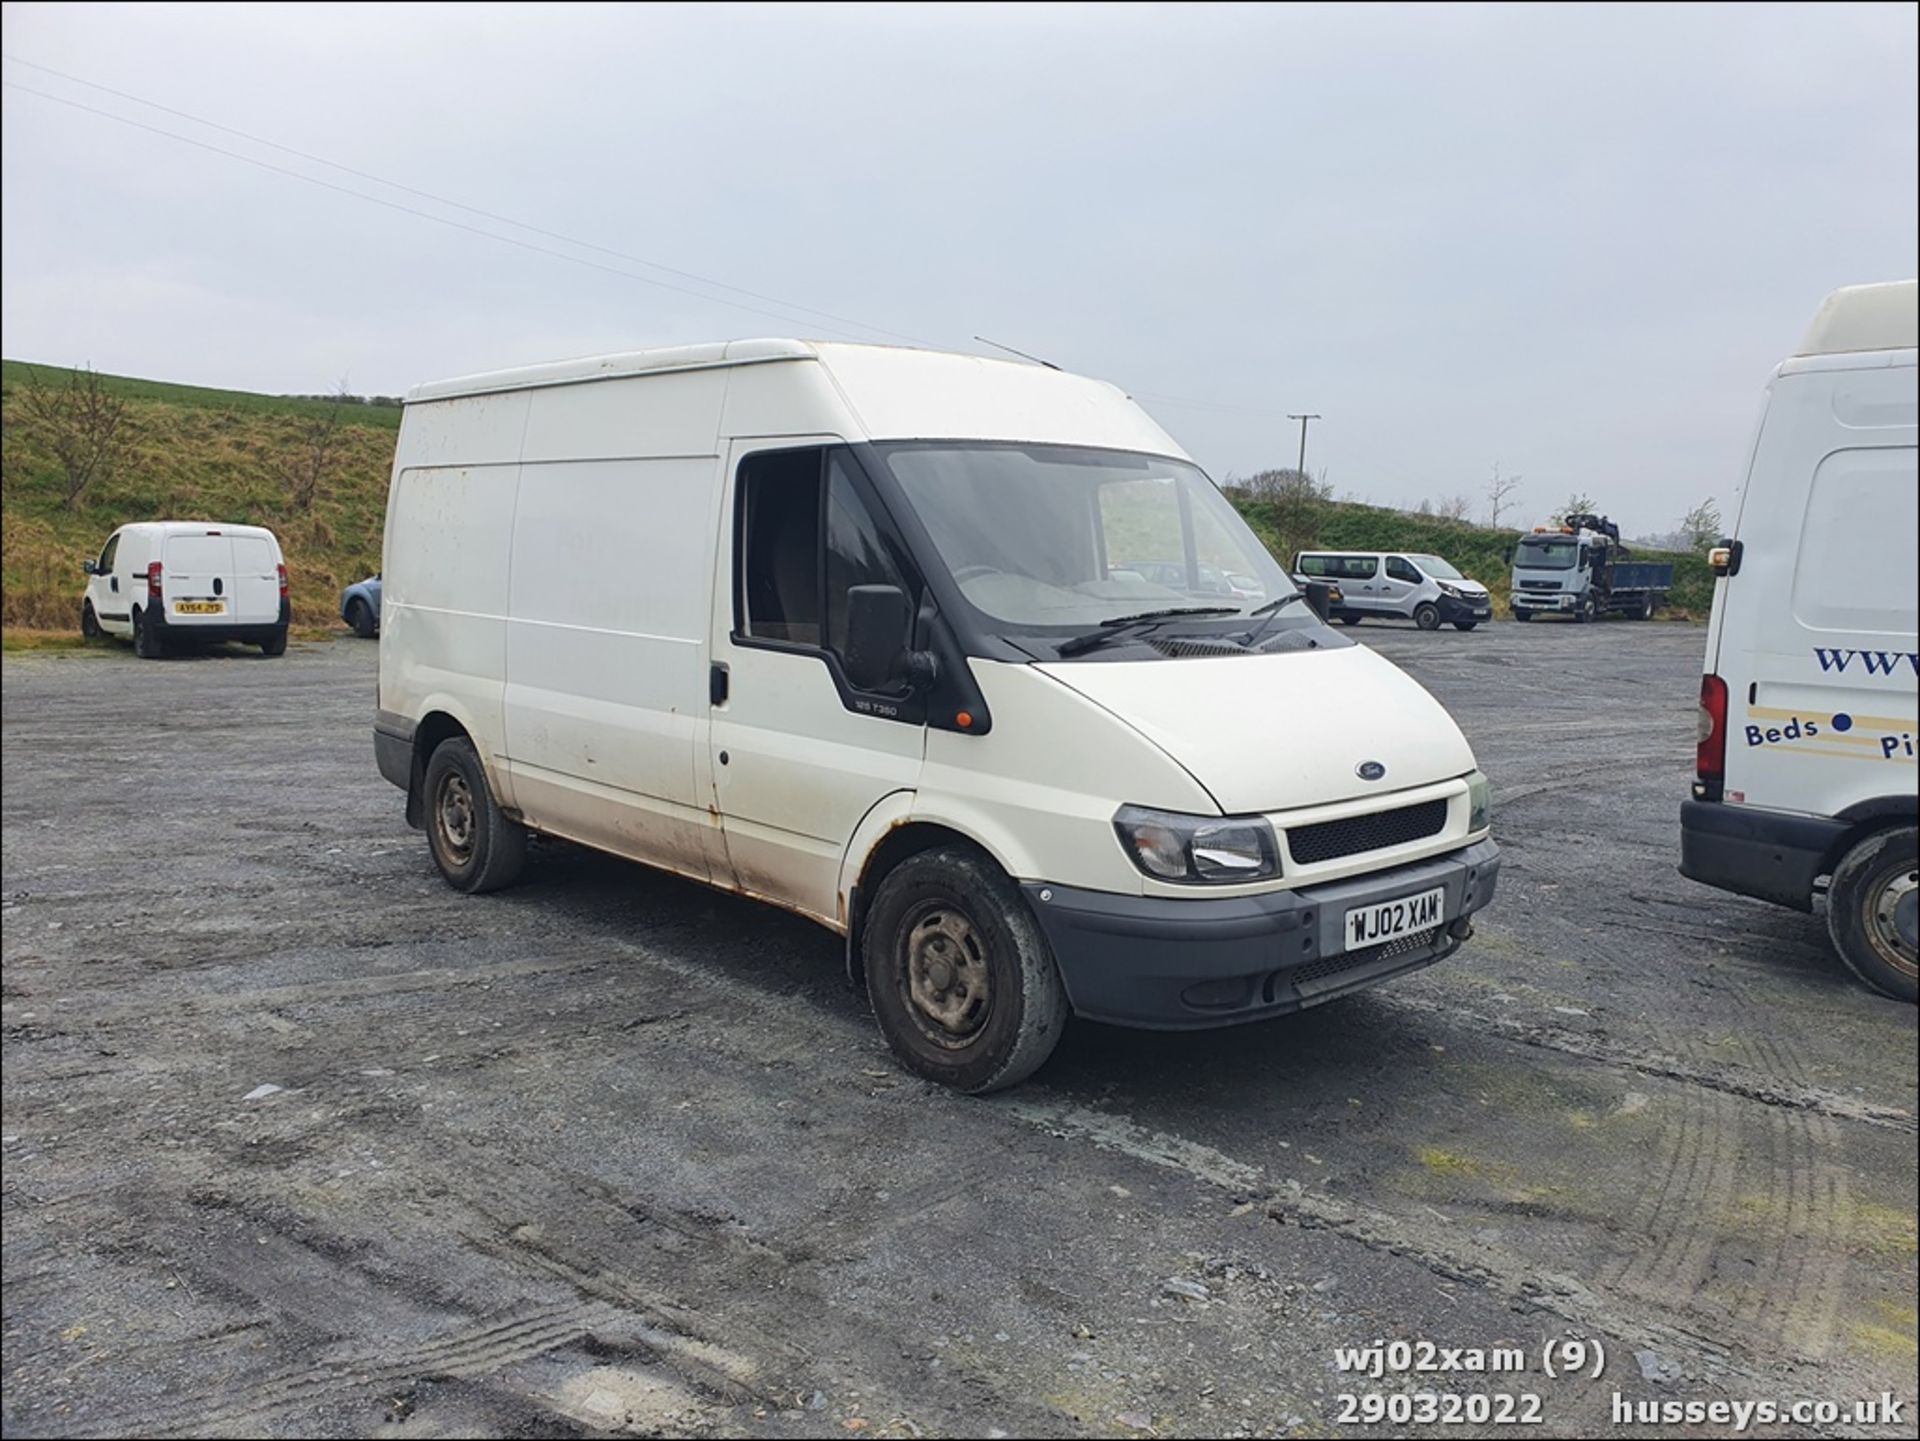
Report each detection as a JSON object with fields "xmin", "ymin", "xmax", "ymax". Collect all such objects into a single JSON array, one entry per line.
[
  {"xmin": 1114, "ymin": 805, "xmax": 1281, "ymax": 883},
  {"xmin": 1436, "ymin": 581, "xmax": 1464, "ymax": 599},
  {"xmin": 1466, "ymin": 770, "xmax": 1491, "ymax": 833}
]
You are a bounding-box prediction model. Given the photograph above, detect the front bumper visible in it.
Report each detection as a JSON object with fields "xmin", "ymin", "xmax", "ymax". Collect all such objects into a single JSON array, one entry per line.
[
  {"xmin": 1510, "ymin": 589, "xmax": 1574, "ymax": 612},
  {"xmin": 1024, "ymin": 838, "xmax": 1500, "ymax": 1029},
  {"xmin": 1439, "ymin": 592, "xmax": 1492, "ymax": 623},
  {"xmin": 1679, "ymin": 799, "xmax": 1847, "ymax": 912}
]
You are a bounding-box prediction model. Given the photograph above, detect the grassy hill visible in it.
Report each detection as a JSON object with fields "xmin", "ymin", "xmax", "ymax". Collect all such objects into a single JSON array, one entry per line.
[
  {"xmin": 2, "ymin": 358, "xmax": 1709, "ymax": 636},
  {"xmin": 2, "ymin": 362, "xmax": 399, "ymax": 633}
]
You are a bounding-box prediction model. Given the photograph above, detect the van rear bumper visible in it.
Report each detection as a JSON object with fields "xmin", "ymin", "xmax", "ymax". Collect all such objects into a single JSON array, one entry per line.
[
  {"xmin": 1679, "ymin": 799, "xmax": 1847, "ymax": 912},
  {"xmin": 148, "ymin": 597, "xmax": 289, "ymax": 645},
  {"xmin": 1023, "ymin": 839, "xmax": 1500, "ymax": 1030}
]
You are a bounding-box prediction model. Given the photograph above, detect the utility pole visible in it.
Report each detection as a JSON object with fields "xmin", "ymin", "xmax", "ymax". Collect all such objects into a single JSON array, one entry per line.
[{"xmin": 1287, "ymin": 413, "xmax": 1320, "ymax": 481}]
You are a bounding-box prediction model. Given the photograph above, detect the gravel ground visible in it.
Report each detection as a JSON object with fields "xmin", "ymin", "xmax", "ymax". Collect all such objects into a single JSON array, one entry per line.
[{"xmin": 3, "ymin": 621, "xmax": 1915, "ymax": 1439}]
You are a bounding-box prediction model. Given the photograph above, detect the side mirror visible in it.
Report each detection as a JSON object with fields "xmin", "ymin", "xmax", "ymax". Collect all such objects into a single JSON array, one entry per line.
[
  {"xmin": 1303, "ymin": 579, "xmax": 1335, "ymax": 621},
  {"xmin": 82, "ymin": 559, "xmax": 99, "ymax": 575},
  {"xmin": 842, "ymin": 584, "xmax": 914, "ymax": 692}
]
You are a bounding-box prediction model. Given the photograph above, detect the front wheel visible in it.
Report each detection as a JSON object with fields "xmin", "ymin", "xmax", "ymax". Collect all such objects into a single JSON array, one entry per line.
[
  {"xmin": 81, "ymin": 599, "xmax": 101, "ymax": 639},
  {"xmin": 348, "ymin": 598, "xmax": 376, "ymax": 639},
  {"xmin": 1414, "ymin": 602, "xmax": 1441, "ymax": 631},
  {"xmin": 863, "ymin": 846, "xmax": 1068, "ymax": 1093},
  {"xmin": 423, "ymin": 737, "xmax": 527, "ymax": 893},
  {"xmin": 1337, "ymin": 613, "xmax": 1362, "ymax": 626},
  {"xmin": 1827, "ymin": 826, "xmax": 1917, "ymax": 1002},
  {"xmin": 1573, "ymin": 596, "xmax": 1596, "ymax": 624},
  {"xmin": 1453, "ymin": 620, "xmax": 1478, "ymax": 631},
  {"xmin": 1512, "ymin": 608, "xmax": 1533, "ymax": 622},
  {"xmin": 1637, "ymin": 593, "xmax": 1656, "ymax": 621}
]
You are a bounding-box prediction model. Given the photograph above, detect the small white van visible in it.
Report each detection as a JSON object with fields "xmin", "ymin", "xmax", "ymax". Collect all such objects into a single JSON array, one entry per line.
[
  {"xmin": 1294, "ymin": 550, "xmax": 1493, "ymax": 630},
  {"xmin": 376, "ymin": 341, "xmax": 1500, "ymax": 1090},
  {"xmin": 1682, "ymin": 280, "xmax": 1918, "ymax": 1001},
  {"xmin": 80, "ymin": 521, "xmax": 290, "ymax": 658}
]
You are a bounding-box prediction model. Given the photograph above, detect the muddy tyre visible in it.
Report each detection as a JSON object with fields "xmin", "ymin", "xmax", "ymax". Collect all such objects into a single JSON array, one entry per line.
[
  {"xmin": 863, "ymin": 845, "xmax": 1068, "ymax": 1094},
  {"xmin": 1827, "ymin": 825, "xmax": 1917, "ymax": 1003},
  {"xmin": 424, "ymin": 737, "xmax": 527, "ymax": 894}
]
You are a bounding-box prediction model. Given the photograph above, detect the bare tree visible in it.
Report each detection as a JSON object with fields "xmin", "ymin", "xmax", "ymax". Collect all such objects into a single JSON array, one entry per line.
[
  {"xmin": 1243, "ymin": 467, "xmax": 1328, "ymax": 566},
  {"xmin": 284, "ymin": 379, "xmax": 352, "ymax": 513},
  {"xmin": 1680, "ymin": 496, "xmax": 1723, "ymax": 552},
  {"xmin": 1435, "ymin": 492, "xmax": 1474, "ymax": 523},
  {"xmin": 1485, "ymin": 463, "xmax": 1523, "ymax": 529},
  {"xmin": 15, "ymin": 364, "xmax": 129, "ymax": 510},
  {"xmin": 1415, "ymin": 497, "xmax": 1435, "ymax": 516}
]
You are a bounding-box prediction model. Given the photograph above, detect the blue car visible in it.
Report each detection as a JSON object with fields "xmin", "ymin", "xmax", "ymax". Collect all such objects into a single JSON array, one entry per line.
[{"xmin": 340, "ymin": 573, "xmax": 382, "ymax": 638}]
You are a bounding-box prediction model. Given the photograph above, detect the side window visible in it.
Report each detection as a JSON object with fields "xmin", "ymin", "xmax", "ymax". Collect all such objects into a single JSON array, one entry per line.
[
  {"xmin": 1341, "ymin": 556, "xmax": 1379, "ymax": 581},
  {"xmin": 825, "ymin": 453, "xmax": 911, "ymax": 658},
  {"xmin": 1386, "ymin": 556, "xmax": 1421, "ymax": 583},
  {"xmin": 1298, "ymin": 555, "xmax": 1330, "ymax": 577},
  {"xmin": 98, "ymin": 534, "xmax": 120, "ymax": 573},
  {"xmin": 739, "ymin": 449, "xmax": 823, "ymax": 645}
]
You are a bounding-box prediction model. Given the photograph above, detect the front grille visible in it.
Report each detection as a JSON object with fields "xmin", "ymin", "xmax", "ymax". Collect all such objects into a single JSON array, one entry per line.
[
  {"xmin": 1284, "ymin": 927, "xmax": 1441, "ymax": 991},
  {"xmin": 1286, "ymin": 798, "xmax": 1447, "ymax": 865},
  {"xmin": 1519, "ymin": 580, "xmax": 1561, "ymax": 591}
]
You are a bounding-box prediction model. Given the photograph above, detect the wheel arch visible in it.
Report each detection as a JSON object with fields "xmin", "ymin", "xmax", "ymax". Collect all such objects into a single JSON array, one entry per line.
[
  {"xmin": 405, "ymin": 709, "xmax": 480, "ymax": 829},
  {"xmin": 839, "ymin": 805, "xmax": 1022, "ymax": 989},
  {"xmin": 1821, "ymin": 798, "xmax": 1920, "ymax": 878}
]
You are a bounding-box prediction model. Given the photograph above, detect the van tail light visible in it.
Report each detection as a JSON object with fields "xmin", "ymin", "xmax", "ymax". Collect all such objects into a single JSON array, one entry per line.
[
  {"xmin": 1696, "ymin": 673, "xmax": 1728, "ymax": 798},
  {"xmin": 277, "ymin": 562, "xmax": 289, "ymax": 599},
  {"xmin": 147, "ymin": 561, "xmax": 163, "ymax": 601}
]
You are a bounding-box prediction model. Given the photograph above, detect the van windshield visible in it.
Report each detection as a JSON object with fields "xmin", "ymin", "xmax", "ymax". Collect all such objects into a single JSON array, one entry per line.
[
  {"xmin": 1408, "ymin": 554, "xmax": 1463, "ymax": 580},
  {"xmin": 876, "ymin": 443, "xmax": 1296, "ymax": 635},
  {"xmin": 1517, "ymin": 537, "xmax": 1578, "ymax": 570}
]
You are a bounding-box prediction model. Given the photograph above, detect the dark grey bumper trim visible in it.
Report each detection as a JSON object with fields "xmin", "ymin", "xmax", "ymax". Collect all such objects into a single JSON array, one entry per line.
[{"xmin": 1679, "ymin": 799, "xmax": 1847, "ymax": 912}]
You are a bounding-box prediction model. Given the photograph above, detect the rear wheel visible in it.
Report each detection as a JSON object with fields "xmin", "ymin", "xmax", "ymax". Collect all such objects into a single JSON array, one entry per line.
[
  {"xmin": 132, "ymin": 607, "xmax": 166, "ymax": 659},
  {"xmin": 1637, "ymin": 592, "xmax": 1656, "ymax": 621},
  {"xmin": 424, "ymin": 737, "xmax": 526, "ymax": 893},
  {"xmin": 258, "ymin": 627, "xmax": 288, "ymax": 657},
  {"xmin": 1827, "ymin": 826, "xmax": 1917, "ymax": 1002},
  {"xmin": 863, "ymin": 846, "xmax": 1068, "ymax": 1093},
  {"xmin": 1453, "ymin": 620, "xmax": 1478, "ymax": 631},
  {"xmin": 348, "ymin": 598, "xmax": 376, "ymax": 639},
  {"xmin": 81, "ymin": 599, "xmax": 101, "ymax": 639},
  {"xmin": 1338, "ymin": 613, "xmax": 1363, "ymax": 626},
  {"xmin": 1414, "ymin": 602, "xmax": 1441, "ymax": 631}
]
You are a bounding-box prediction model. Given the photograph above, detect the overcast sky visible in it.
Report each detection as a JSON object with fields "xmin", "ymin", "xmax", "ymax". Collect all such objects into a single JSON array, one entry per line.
[{"xmin": 3, "ymin": 2, "xmax": 1915, "ymax": 534}]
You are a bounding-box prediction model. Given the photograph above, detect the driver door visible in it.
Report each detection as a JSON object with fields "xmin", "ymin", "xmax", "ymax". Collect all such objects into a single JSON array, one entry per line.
[
  {"xmin": 707, "ymin": 441, "xmax": 926, "ymax": 922},
  {"xmin": 88, "ymin": 531, "xmax": 128, "ymax": 635}
]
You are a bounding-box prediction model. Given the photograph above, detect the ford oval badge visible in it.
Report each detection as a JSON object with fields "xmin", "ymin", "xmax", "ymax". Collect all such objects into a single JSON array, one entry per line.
[{"xmin": 1356, "ymin": 760, "xmax": 1386, "ymax": 782}]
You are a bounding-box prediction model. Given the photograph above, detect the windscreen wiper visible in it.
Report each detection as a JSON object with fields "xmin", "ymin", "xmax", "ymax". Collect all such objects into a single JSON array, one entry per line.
[
  {"xmin": 1055, "ymin": 606, "xmax": 1240, "ymax": 657},
  {"xmin": 1238, "ymin": 590, "xmax": 1311, "ymax": 649}
]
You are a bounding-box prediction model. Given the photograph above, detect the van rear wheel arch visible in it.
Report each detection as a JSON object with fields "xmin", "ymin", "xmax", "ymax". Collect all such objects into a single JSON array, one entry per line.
[{"xmin": 407, "ymin": 712, "xmax": 476, "ymax": 830}]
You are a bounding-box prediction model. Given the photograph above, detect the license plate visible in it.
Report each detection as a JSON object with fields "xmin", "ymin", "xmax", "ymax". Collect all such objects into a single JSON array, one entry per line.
[
  {"xmin": 174, "ymin": 600, "xmax": 225, "ymax": 615},
  {"xmin": 1345, "ymin": 886, "xmax": 1445, "ymax": 949}
]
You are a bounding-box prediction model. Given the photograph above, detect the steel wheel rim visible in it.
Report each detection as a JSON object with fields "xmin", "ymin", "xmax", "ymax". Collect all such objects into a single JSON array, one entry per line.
[
  {"xmin": 437, "ymin": 773, "xmax": 476, "ymax": 863},
  {"xmin": 901, "ymin": 902, "xmax": 992, "ymax": 1047},
  {"xmin": 1870, "ymin": 864, "xmax": 1918, "ymax": 975}
]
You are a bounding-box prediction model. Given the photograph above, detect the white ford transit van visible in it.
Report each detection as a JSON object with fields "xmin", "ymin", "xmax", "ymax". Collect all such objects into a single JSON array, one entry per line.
[
  {"xmin": 80, "ymin": 521, "xmax": 290, "ymax": 658},
  {"xmin": 375, "ymin": 341, "xmax": 1500, "ymax": 1090},
  {"xmin": 1682, "ymin": 281, "xmax": 1918, "ymax": 1001}
]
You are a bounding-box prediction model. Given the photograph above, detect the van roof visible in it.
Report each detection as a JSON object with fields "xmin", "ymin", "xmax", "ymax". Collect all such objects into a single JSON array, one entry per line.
[
  {"xmin": 407, "ymin": 338, "xmax": 821, "ymax": 402},
  {"xmin": 1795, "ymin": 280, "xmax": 1918, "ymax": 357},
  {"xmin": 118, "ymin": 521, "xmax": 279, "ymax": 538}
]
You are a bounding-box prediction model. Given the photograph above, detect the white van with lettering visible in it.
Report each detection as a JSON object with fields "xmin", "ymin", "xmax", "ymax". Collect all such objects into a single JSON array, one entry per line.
[
  {"xmin": 376, "ymin": 341, "xmax": 1500, "ymax": 1090},
  {"xmin": 1682, "ymin": 280, "xmax": 1918, "ymax": 1000}
]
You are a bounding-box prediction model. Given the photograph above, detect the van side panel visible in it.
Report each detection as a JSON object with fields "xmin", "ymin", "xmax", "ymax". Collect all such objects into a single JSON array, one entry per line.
[
  {"xmin": 383, "ymin": 461, "xmax": 522, "ymax": 793},
  {"xmin": 1715, "ymin": 356, "xmax": 1919, "ymax": 819},
  {"xmin": 499, "ymin": 373, "xmax": 726, "ymax": 881}
]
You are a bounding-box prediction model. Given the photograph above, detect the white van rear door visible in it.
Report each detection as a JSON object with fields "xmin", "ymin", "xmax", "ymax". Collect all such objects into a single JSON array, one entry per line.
[
  {"xmin": 230, "ymin": 535, "xmax": 280, "ymax": 624},
  {"xmin": 161, "ymin": 533, "xmax": 235, "ymax": 625}
]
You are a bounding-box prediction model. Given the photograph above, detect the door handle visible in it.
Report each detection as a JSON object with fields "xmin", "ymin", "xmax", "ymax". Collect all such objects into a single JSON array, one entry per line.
[{"xmin": 709, "ymin": 663, "xmax": 729, "ymax": 705}]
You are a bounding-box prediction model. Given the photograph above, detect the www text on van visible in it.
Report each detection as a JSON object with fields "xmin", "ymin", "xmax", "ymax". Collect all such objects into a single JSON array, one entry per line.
[
  {"xmin": 374, "ymin": 341, "xmax": 1500, "ymax": 1090},
  {"xmin": 1683, "ymin": 281, "xmax": 1918, "ymax": 1001}
]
